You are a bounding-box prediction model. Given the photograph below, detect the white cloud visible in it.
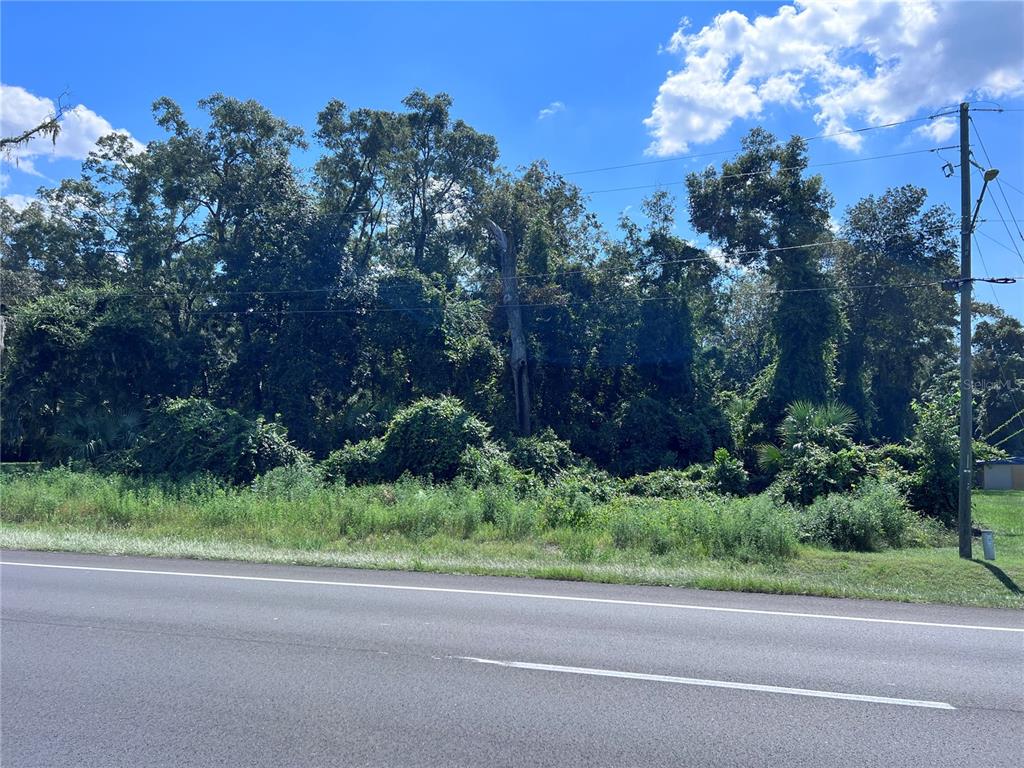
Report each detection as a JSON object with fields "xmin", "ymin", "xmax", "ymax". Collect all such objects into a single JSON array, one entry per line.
[
  {"xmin": 3, "ymin": 193, "xmax": 38, "ymax": 212},
  {"xmin": 644, "ymin": 1, "xmax": 1024, "ymax": 155},
  {"xmin": 1, "ymin": 84, "xmax": 145, "ymax": 174},
  {"xmin": 913, "ymin": 116, "xmax": 958, "ymax": 143},
  {"xmin": 538, "ymin": 101, "xmax": 566, "ymax": 120}
]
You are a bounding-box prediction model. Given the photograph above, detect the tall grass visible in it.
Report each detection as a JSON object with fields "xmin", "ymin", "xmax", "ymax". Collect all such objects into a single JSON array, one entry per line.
[{"xmin": 0, "ymin": 468, "xmax": 802, "ymax": 563}]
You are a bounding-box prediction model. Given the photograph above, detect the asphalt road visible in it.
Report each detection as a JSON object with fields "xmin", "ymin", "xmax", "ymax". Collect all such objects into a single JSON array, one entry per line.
[{"xmin": 1, "ymin": 551, "xmax": 1022, "ymax": 767}]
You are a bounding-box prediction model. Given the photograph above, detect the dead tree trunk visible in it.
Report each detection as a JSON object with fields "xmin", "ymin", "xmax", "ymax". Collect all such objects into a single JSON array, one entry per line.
[{"xmin": 485, "ymin": 219, "xmax": 531, "ymax": 437}]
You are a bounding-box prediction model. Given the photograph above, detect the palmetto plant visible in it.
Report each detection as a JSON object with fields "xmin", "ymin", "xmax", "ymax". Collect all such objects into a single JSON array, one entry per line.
[
  {"xmin": 757, "ymin": 400, "xmax": 857, "ymax": 473},
  {"xmin": 778, "ymin": 401, "xmax": 857, "ymax": 451},
  {"xmin": 49, "ymin": 407, "xmax": 143, "ymax": 464}
]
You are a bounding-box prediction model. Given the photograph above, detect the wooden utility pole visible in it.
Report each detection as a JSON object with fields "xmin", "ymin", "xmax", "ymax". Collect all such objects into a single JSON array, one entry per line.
[
  {"xmin": 485, "ymin": 218, "xmax": 531, "ymax": 437},
  {"xmin": 958, "ymin": 102, "xmax": 973, "ymax": 560}
]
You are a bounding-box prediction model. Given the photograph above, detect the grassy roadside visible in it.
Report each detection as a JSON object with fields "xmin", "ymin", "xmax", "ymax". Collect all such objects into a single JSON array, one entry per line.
[{"xmin": 1, "ymin": 470, "xmax": 1020, "ymax": 609}]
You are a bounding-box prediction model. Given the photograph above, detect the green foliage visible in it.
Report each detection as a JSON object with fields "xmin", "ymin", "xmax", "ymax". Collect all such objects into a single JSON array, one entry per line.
[
  {"xmin": 606, "ymin": 498, "xmax": 674, "ymax": 555},
  {"xmin": 769, "ymin": 444, "xmax": 864, "ymax": 506},
  {"xmin": 321, "ymin": 397, "xmax": 491, "ymax": 485},
  {"xmin": 251, "ymin": 462, "xmax": 323, "ymax": 500},
  {"xmin": 133, "ymin": 398, "xmax": 305, "ymax": 483},
  {"xmin": 610, "ymin": 396, "xmax": 715, "ymax": 476},
  {"xmin": 621, "ymin": 469, "xmax": 704, "ymax": 500},
  {"xmin": 509, "ymin": 428, "xmax": 579, "ymax": 481},
  {"xmin": 905, "ymin": 397, "xmax": 958, "ymax": 525},
  {"xmin": 835, "ymin": 186, "xmax": 957, "ymax": 442},
  {"xmin": 708, "ymin": 448, "xmax": 749, "ymax": 495},
  {"xmin": 540, "ymin": 479, "xmax": 595, "ymax": 530},
  {"xmin": 801, "ymin": 479, "xmax": 920, "ymax": 552},
  {"xmin": 758, "ymin": 401, "xmax": 862, "ymax": 505},
  {"xmin": 321, "ymin": 438, "xmax": 386, "ymax": 486},
  {"xmin": 1, "ymin": 91, "xmax": 969, "ymax": 516},
  {"xmin": 381, "ymin": 397, "xmax": 490, "ymax": 482}
]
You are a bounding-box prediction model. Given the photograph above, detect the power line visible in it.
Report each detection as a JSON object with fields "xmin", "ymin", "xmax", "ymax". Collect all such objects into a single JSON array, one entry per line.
[
  {"xmin": 510, "ymin": 240, "xmax": 840, "ymax": 284},
  {"xmin": 170, "ymin": 275, "xmax": 1020, "ymax": 317},
  {"xmin": 976, "ymin": 229, "xmax": 1024, "ymax": 258},
  {"xmin": 15, "ymin": 276, "xmax": 961, "ymax": 320},
  {"xmin": 583, "ymin": 146, "xmax": 958, "ymax": 196},
  {"xmin": 983, "ymin": 404, "xmax": 1024, "ymax": 442},
  {"xmin": 970, "ymin": 117, "xmax": 1024, "ymax": 248},
  {"xmin": 564, "ymin": 111, "xmax": 958, "ymax": 176},
  {"xmin": 971, "ymin": 233, "xmax": 1024, "ymax": 440},
  {"xmin": 992, "ymin": 422, "xmax": 1024, "ymax": 449}
]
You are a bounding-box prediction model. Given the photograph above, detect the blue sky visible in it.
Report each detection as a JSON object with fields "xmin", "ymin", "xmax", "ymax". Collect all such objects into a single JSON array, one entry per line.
[{"xmin": 2, "ymin": 1, "xmax": 1022, "ymax": 314}]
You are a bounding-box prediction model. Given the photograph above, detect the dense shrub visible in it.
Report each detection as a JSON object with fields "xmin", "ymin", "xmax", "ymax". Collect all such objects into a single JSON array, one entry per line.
[
  {"xmin": 322, "ymin": 397, "xmax": 492, "ymax": 485},
  {"xmin": 905, "ymin": 398, "xmax": 958, "ymax": 525},
  {"xmin": 321, "ymin": 438, "xmax": 386, "ymax": 485},
  {"xmin": 251, "ymin": 462, "xmax": 323, "ymax": 500},
  {"xmin": 801, "ymin": 479, "xmax": 919, "ymax": 551},
  {"xmin": 458, "ymin": 442, "xmax": 530, "ymax": 490},
  {"xmin": 479, "ymin": 484, "xmax": 539, "ymax": 539},
  {"xmin": 767, "ymin": 444, "xmax": 864, "ymax": 506},
  {"xmin": 509, "ymin": 428, "xmax": 580, "ymax": 481},
  {"xmin": 621, "ymin": 469, "xmax": 703, "ymax": 499},
  {"xmin": 707, "ymin": 448, "xmax": 749, "ymax": 495},
  {"xmin": 609, "ymin": 396, "xmax": 714, "ymax": 476},
  {"xmin": 380, "ymin": 397, "xmax": 490, "ymax": 482},
  {"xmin": 539, "ymin": 477, "xmax": 595, "ymax": 529},
  {"xmin": 133, "ymin": 398, "xmax": 305, "ymax": 483}
]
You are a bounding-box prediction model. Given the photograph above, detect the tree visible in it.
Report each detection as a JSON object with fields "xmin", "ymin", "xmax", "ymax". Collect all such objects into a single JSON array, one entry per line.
[
  {"xmin": 1, "ymin": 95, "xmax": 69, "ymax": 157},
  {"xmin": 973, "ymin": 305, "xmax": 1024, "ymax": 454},
  {"xmin": 686, "ymin": 129, "xmax": 839, "ymax": 433},
  {"xmin": 834, "ymin": 185, "xmax": 957, "ymax": 441}
]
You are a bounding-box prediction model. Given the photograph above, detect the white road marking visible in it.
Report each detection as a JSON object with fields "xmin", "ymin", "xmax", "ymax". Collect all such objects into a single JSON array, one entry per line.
[
  {"xmin": 2, "ymin": 560, "xmax": 1022, "ymax": 633},
  {"xmin": 456, "ymin": 657, "xmax": 958, "ymax": 710}
]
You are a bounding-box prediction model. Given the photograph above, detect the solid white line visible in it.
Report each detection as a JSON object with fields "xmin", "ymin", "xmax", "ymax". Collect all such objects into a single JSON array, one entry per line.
[
  {"xmin": 2, "ymin": 561, "xmax": 1021, "ymax": 633},
  {"xmin": 456, "ymin": 657, "xmax": 957, "ymax": 710}
]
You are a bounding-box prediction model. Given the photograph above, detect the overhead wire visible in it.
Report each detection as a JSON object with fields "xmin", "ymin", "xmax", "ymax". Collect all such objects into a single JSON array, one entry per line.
[
  {"xmin": 582, "ymin": 146, "xmax": 958, "ymax": 195},
  {"xmin": 970, "ymin": 231, "xmax": 1024, "ymax": 441},
  {"xmin": 564, "ymin": 110, "xmax": 958, "ymax": 176},
  {"xmin": 970, "ymin": 117, "xmax": 1024, "ymax": 258}
]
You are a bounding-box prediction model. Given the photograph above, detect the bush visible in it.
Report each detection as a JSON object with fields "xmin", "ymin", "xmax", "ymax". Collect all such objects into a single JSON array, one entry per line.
[
  {"xmin": 458, "ymin": 442, "xmax": 537, "ymax": 497},
  {"xmin": 707, "ymin": 448, "xmax": 749, "ymax": 495},
  {"xmin": 509, "ymin": 428, "xmax": 580, "ymax": 481},
  {"xmin": 801, "ymin": 480, "xmax": 919, "ymax": 551},
  {"xmin": 321, "ymin": 438, "xmax": 386, "ymax": 485},
  {"xmin": 481, "ymin": 485, "xmax": 539, "ymax": 539},
  {"xmin": 133, "ymin": 398, "xmax": 305, "ymax": 483},
  {"xmin": 905, "ymin": 398, "xmax": 958, "ymax": 525},
  {"xmin": 609, "ymin": 396, "xmax": 714, "ymax": 476},
  {"xmin": 380, "ymin": 397, "xmax": 490, "ymax": 482},
  {"xmin": 768, "ymin": 444, "xmax": 864, "ymax": 506},
  {"xmin": 251, "ymin": 462, "xmax": 323, "ymax": 500},
  {"xmin": 540, "ymin": 478, "xmax": 594, "ymax": 529},
  {"xmin": 621, "ymin": 469, "xmax": 703, "ymax": 499}
]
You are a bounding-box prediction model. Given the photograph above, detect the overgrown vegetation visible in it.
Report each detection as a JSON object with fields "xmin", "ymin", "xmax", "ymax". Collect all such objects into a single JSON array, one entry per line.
[
  {"xmin": 2, "ymin": 90, "xmax": 1020, "ymax": 607},
  {"xmin": 2, "ymin": 471, "xmax": 1020, "ymax": 608}
]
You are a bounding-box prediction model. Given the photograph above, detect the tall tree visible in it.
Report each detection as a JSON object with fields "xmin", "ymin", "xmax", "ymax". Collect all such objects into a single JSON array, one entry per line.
[
  {"xmin": 686, "ymin": 129, "xmax": 839, "ymax": 433},
  {"xmin": 834, "ymin": 185, "xmax": 957, "ymax": 441}
]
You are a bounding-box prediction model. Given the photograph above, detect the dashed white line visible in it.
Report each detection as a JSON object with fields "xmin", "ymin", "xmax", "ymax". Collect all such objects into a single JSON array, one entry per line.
[
  {"xmin": 456, "ymin": 657, "xmax": 958, "ymax": 710},
  {"xmin": 2, "ymin": 560, "xmax": 1021, "ymax": 633}
]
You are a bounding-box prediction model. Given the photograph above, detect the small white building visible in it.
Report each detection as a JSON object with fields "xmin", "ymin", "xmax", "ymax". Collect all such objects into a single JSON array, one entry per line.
[{"xmin": 978, "ymin": 458, "xmax": 1024, "ymax": 491}]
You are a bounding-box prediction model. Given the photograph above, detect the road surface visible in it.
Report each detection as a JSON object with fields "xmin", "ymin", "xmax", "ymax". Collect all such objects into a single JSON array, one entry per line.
[{"xmin": 2, "ymin": 550, "xmax": 1022, "ymax": 767}]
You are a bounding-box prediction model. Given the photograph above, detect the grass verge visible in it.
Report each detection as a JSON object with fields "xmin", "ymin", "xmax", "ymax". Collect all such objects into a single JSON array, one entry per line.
[{"xmin": 1, "ymin": 470, "xmax": 1020, "ymax": 609}]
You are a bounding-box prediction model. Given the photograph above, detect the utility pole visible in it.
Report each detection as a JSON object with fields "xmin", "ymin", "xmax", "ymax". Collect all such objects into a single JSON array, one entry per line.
[
  {"xmin": 958, "ymin": 102, "xmax": 973, "ymax": 560},
  {"xmin": 485, "ymin": 218, "xmax": 531, "ymax": 437}
]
